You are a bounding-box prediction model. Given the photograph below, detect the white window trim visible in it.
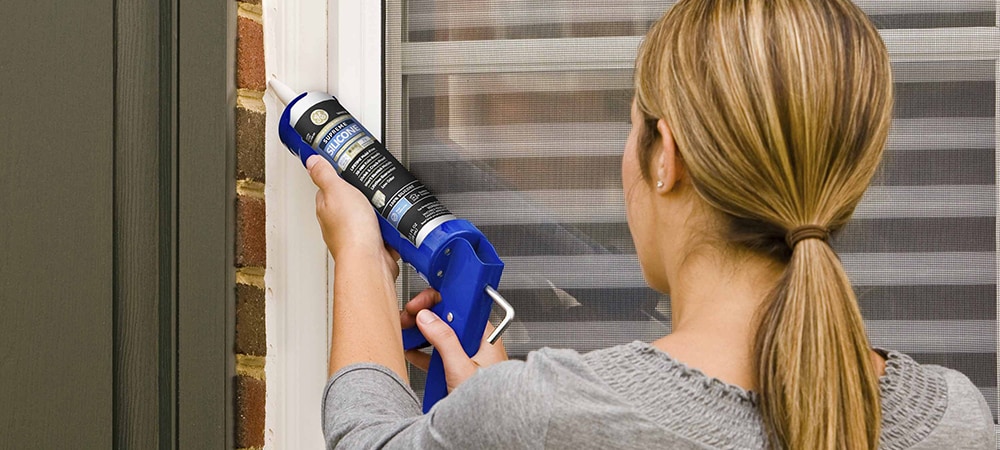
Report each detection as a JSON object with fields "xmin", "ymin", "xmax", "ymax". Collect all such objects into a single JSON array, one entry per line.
[{"xmin": 263, "ymin": 0, "xmax": 383, "ymax": 448}]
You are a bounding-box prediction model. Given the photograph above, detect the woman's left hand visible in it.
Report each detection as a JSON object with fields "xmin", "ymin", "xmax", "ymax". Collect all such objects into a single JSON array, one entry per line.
[
  {"xmin": 307, "ymin": 155, "xmax": 388, "ymax": 261},
  {"xmin": 401, "ymin": 288, "xmax": 509, "ymax": 392}
]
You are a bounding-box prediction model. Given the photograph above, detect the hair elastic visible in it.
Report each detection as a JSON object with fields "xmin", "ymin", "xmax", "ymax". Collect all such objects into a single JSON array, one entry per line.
[{"xmin": 785, "ymin": 225, "xmax": 830, "ymax": 248}]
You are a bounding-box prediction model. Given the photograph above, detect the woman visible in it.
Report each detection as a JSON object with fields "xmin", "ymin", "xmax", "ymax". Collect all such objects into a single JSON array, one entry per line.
[{"xmin": 307, "ymin": 0, "xmax": 995, "ymax": 448}]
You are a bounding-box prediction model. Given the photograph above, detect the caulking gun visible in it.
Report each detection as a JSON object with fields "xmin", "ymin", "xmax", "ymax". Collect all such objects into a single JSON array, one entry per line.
[{"xmin": 269, "ymin": 79, "xmax": 514, "ymax": 412}]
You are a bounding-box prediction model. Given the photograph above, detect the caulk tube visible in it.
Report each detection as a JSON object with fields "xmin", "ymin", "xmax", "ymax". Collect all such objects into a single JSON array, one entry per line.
[
  {"xmin": 280, "ymin": 93, "xmax": 457, "ymax": 250},
  {"xmin": 275, "ymin": 86, "xmax": 461, "ymax": 277}
]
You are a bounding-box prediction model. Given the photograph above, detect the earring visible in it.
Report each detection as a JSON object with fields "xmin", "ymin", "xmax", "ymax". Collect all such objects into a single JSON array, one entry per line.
[{"xmin": 656, "ymin": 180, "xmax": 664, "ymax": 189}]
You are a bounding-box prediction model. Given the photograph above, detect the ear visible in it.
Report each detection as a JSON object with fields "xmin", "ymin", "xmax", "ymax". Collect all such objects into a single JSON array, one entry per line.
[{"xmin": 654, "ymin": 119, "xmax": 683, "ymax": 194}]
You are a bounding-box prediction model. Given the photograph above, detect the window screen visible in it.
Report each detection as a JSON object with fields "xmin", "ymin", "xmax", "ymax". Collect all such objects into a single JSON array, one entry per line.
[{"xmin": 385, "ymin": 0, "xmax": 999, "ymax": 433}]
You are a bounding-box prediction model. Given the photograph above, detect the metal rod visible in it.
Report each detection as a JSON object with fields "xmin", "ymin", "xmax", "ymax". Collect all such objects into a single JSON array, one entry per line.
[{"xmin": 485, "ymin": 286, "xmax": 514, "ymax": 344}]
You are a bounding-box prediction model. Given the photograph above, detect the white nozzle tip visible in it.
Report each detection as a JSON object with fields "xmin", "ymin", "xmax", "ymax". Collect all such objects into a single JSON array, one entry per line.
[{"xmin": 268, "ymin": 78, "xmax": 299, "ymax": 106}]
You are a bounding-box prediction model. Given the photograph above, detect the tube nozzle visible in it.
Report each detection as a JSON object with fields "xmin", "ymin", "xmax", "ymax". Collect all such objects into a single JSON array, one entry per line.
[{"xmin": 268, "ymin": 78, "xmax": 299, "ymax": 106}]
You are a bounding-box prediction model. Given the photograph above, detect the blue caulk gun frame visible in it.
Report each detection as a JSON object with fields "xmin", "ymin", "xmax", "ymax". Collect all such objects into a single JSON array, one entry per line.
[{"xmin": 277, "ymin": 91, "xmax": 513, "ymax": 412}]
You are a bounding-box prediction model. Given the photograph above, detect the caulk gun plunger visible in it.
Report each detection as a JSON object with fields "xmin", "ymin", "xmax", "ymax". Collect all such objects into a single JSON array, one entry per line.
[{"xmin": 268, "ymin": 78, "xmax": 298, "ymax": 106}]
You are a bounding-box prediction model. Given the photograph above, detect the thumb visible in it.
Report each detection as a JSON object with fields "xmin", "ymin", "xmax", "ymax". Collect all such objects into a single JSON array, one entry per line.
[
  {"xmin": 305, "ymin": 155, "xmax": 340, "ymax": 190},
  {"xmin": 416, "ymin": 310, "xmax": 477, "ymax": 386}
]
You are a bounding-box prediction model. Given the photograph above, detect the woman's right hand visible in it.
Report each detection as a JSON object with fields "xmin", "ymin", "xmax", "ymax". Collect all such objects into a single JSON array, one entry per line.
[{"xmin": 400, "ymin": 288, "xmax": 509, "ymax": 392}]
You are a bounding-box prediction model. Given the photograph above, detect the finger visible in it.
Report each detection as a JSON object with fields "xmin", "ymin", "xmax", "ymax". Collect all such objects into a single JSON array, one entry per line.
[
  {"xmin": 383, "ymin": 250, "xmax": 401, "ymax": 280},
  {"xmin": 415, "ymin": 310, "xmax": 476, "ymax": 381},
  {"xmin": 400, "ymin": 288, "xmax": 440, "ymax": 329},
  {"xmin": 405, "ymin": 288, "xmax": 441, "ymax": 316},
  {"xmin": 405, "ymin": 349, "xmax": 431, "ymax": 372},
  {"xmin": 305, "ymin": 155, "xmax": 341, "ymax": 191},
  {"xmin": 400, "ymin": 310, "xmax": 416, "ymax": 330},
  {"xmin": 384, "ymin": 245, "xmax": 401, "ymax": 262}
]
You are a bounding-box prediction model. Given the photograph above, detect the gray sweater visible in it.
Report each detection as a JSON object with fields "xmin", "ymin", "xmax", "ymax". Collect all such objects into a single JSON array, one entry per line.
[{"xmin": 323, "ymin": 342, "xmax": 995, "ymax": 449}]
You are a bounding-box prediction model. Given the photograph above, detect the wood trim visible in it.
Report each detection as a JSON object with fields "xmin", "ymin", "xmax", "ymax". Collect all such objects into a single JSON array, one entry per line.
[
  {"xmin": 114, "ymin": 0, "xmax": 164, "ymax": 447},
  {"xmin": 175, "ymin": 0, "xmax": 237, "ymax": 447},
  {"xmin": 264, "ymin": 0, "xmax": 330, "ymax": 447}
]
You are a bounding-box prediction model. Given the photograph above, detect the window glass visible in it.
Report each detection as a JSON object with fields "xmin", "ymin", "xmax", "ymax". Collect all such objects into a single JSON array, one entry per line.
[
  {"xmin": 389, "ymin": 1, "xmax": 999, "ymax": 421},
  {"xmin": 406, "ymin": 1, "xmax": 997, "ymax": 42}
]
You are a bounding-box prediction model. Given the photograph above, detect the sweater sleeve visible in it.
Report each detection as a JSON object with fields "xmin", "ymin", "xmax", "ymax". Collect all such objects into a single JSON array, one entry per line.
[
  {"xmin": 322, "ymin": 357, "xmax": 551, "ymax": 449},
  {"xmin": 910, "ymin": 366, "xmax": 996, "ymax": 449}
]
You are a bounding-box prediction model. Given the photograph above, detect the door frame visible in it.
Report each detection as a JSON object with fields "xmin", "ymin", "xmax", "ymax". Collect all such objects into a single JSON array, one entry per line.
[{"xmin": 116, "ymin": 0, "xmax": 236, "ymax": 447}]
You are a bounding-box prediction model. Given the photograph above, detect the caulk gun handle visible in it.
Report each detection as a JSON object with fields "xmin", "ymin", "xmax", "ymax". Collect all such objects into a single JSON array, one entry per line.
[
  {"xmin": 410, "ymin": 237, "xmax": 504, "ymax": 412},
  {"xmin": 379, "ymin": 220, "xmax": 504, "ymax": 412},
  {"xmin": 423, "ymin": 351, "xmax": 447, "ymax": 413}
]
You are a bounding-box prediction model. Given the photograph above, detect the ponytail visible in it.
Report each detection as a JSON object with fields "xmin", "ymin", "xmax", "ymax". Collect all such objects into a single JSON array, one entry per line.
[{"xmin": 755, "ymin": 237, "xmax": 881, "ymax": 448}]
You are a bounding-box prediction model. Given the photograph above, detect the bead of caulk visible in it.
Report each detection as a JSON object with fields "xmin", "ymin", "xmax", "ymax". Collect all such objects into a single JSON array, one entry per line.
[{"xmin": 446, "ymin": 313, "xmax": 454, "ymax": 322}]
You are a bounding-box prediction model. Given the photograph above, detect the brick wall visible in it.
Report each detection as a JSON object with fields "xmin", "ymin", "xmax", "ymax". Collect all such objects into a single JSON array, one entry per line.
[{"xmin": 234, "ymin": 0, "xmax": 266, "ymax": 449}]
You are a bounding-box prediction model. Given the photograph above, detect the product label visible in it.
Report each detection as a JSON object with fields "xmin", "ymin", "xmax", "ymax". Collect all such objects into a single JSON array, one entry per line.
[{"xmin": 294, "ymin": 98, "xmax": 455, "ymax": 246}]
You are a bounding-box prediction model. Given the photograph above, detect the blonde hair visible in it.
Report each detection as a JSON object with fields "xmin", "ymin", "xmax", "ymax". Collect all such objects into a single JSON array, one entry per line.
[{"xmin": 634, "ymin": 1, "xmax": 894, "ymax": 448}]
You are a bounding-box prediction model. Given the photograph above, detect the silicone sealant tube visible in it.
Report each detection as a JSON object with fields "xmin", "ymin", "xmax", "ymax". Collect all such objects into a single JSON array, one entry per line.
[{"xmin": 285, "ymin": 91, "xmax": 457, "ymax": 248}]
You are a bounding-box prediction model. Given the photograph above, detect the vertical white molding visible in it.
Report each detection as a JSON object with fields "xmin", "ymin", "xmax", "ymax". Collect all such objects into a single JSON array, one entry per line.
[
  {"xmin": 329, "ymin": 0, "xmax": 384, "ymax": 139},
  {"xmin": 263, "ymin": 0, "xmax": 330, "ymax": 448},
  {"xmin": 263, "ymin": 0, "xmax": 385, "ymax": 448}
]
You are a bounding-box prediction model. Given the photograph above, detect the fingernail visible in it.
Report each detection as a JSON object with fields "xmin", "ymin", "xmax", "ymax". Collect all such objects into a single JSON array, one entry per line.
[
  {"xmin": 306, "ymin": 155, "xmax": 320, "ymax": 170},
  {"xmin": 417, "ymin": 310, "xmax": 438, "ymax": 324}
]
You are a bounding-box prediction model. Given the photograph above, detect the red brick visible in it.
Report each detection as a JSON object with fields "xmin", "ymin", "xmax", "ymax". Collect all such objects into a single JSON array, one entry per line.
[
  {"xmin": 236, "ymin": 105, "xmax": 265, "ymax": 183},
  {"xmin": 235, "ymin": 195, "xmax": 266, "ymax": 267},
  {"xmin": 235, "ymin": 283, "xmax": 266, "ymax": 356},
  {"xmin": 237, "ymin": 16, "xmax": 265, "ymax": 91},
  {"xmin": 234, "ymin": 375, "xmax": 265, "ymax": 448}
]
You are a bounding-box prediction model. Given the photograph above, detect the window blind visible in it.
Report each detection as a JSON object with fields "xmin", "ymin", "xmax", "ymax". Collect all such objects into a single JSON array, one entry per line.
[{"xmin": 386, "ymin": 1, "xmax": 1000, "ymax": 434}]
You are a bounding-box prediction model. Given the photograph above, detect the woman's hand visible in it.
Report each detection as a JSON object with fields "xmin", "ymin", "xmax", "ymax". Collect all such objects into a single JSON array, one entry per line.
[
  {"xmin": 401, "ymin": 288, "xmax": 509, "ymax": 392},
  {"xmin": 307, "ymin": 155, "xmax": 384, "ymax": 259}
]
